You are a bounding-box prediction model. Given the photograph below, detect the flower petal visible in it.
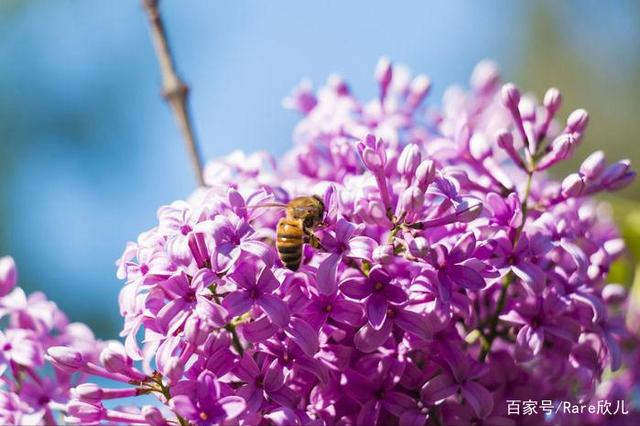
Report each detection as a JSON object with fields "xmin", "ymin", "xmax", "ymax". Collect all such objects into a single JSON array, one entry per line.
[
  {"xmin": 285, "ymin": 317, "xmax": 319, "ymax": 357},
  {"xmin": 256, "ymin": 267, "xmax": 280, "ymax": 293},
  {"xmin": 242, "ymin": 241, "xmax": 276, "ymax": 267},
  {"xmin": 346, "ymin": 236, "xmax": 377, "ymax": 261},
  {"xmin": 169, "ymin": 395, "xmax": 198, "ymax": 420},
  {"xmin": 335, "ymin": 219, "xmax": 356, "ymax": 242},
  {"xmin": 357, "ymin": 400, "xmax": 381, "ymax": 426},
  {"xmin": 396, "ymin": 309, "xmax": 432, "ymax": 341},
  {"xmin": 195, "ymin": 296, "xmax": 227, "ymax": 327},
  {"xmin": 235, "ymin": 354, "xmax": 261, "ymax": 382},
  {"xmin": 240, "ymin": 316, "xmax": 277, "ymax": 343},
  {"xmin": 382, "ymin": 391, "xmax": 418, "ymax": 416},
  {"xmin": 316, "ymin": 253, "xmax": 341, "ymax": 295},
  {"xmin": 354, "ymin": 321, "xmax": 392, "ymax": 353},
  {"xmin": 257, "ymin": 294, "xmax": 290, "ymax": 328},
  {"xmin": 367, "ymin": 292, "xmax": 388, "ymax": 330},
  {"xmin": 420, "ymin": 373, "xmax": 457, "ymax": 403},
  {"xmin": 218, "ymin": 395, "xmax": 247, "ymax": 420},
  {"xmin": 222, "ymin": 291, "xmax": 253, "ymax": 318},
  {"xmin": 449, "ymin": 232, "xmax": 476, "ymax": 263},
  {"xmin": 238, "ymin": 383, "xmax": 264, "ymax": 414},
  {"xmin": 461, "ymin": 381, "xmax": 494, "ymax": 419},
  {"xmin": 340, "ymin": 276, "xmax": 371, "ymax": 300},
  {"xmin": 264, "ymin": 358, "xmax": 285, "ymax": 392},
  {"xmin": 331, "ymin": 299, "xmax": 364, "ymax": 326},
  {"xmin": 384, "ymin": 283, "xmax": 408, "ymax": 304},
  {"xmin": 263, "ymin": 407, "xmax": 301, "ymax": 426},
  {"xmin": 447, "ymin": 265, "xmax": 485, "ymax": 291},
  {"xmin": 512, "ymin": 261, "xmax": 544, "ymax": 294}
]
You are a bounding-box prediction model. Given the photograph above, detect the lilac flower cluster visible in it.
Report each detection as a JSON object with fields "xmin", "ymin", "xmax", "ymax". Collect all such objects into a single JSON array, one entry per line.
[
  {"xmin": 0, "ymin": 256, "xmax": 102, "ymax": 424},
  {"xmin": 46, "ymin": 59, "xmax": 638, "ymax": 425}
]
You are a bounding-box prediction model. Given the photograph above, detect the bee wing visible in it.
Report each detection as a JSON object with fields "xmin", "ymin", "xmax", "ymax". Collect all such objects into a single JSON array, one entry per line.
[{"xmin": 292, "ymin": 205, "xmax": 320, "ymax": 217}]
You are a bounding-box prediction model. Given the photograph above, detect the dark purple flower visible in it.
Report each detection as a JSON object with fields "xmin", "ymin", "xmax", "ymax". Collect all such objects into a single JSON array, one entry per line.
[
  {"xmin": 235, "ymin": 354, "xmax": 296, "ymax": 412},
  {"xmin": 156, "ymin": 270, "xmax": 227, "ymax": 335},
  {"xmin": 501, "ymin": 292, "xmax": 581, "ymax": 359},
  {"xmin": 169, "ymin": 371, "xmax": 245, "ymax": 425},
  {"xmin": 421, "ymin": 347, "xmax": 494, "ymax": 419},
  {"xmin": 340, "ymin": 265, "xmax": 407, "ymax": 329},
  {"xmin": 425, "ymin": 232, "xmax": 488, "ymax": 302},
  {"xmin": 223, "ymin": 260, "xmax": 290, "ymax": 327}
]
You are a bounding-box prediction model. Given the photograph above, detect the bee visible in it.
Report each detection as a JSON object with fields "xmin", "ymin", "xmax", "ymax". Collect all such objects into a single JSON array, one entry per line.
[{"xmin": 254, "ymin": 196, "xmax": 325, "ymax": 271}]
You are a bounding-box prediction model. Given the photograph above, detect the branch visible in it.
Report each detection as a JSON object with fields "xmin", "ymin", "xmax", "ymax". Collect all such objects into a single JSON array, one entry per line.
[{"xmin": 142, "ymin": 0, "xmax": 206, "ymax": 187}]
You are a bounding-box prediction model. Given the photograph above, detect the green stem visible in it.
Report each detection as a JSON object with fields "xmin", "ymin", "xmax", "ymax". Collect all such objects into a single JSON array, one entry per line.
[
  {"xmin": 155, "ymin": 377, "xmax": 190, "ymax": 426},
  {"xmin": 209, "ymin": 283, "xmax": 245, "ymax": 356},
  {"xmin": 479, "ymin": 273, "xmax": 513, "ymax": 361},
  {"xmin": 479, "ymin": 171, "xmax": 534, "ymax": 361},
  {"xmin": 225, "ymin": 323, "xmax": 244, "ymax": 356}
]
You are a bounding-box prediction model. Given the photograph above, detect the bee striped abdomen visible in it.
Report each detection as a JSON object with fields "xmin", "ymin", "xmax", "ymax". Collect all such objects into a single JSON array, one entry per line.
[{"xmin": 276, "ymin": 219, "xmax": 304, "ymax": 270}]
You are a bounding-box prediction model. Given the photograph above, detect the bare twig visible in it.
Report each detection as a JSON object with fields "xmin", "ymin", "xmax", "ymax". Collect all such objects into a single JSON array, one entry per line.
[{"xmin": 142, "ymin": 0, "xmax": 205, "ymax": 187}]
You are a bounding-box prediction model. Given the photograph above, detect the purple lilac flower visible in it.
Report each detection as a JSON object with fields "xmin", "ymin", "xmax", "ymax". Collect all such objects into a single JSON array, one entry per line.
[
  {"xmin": 31, "ymin": 60, "xmax": 639, "ymax": 425},
  {"xmin": 340, "ymin": 264, "xmax": 407, "ymax": 329},
  {"xmin": 0, "ymin": 257, "xmax": 103, "ymax": 425},
  {"xmin": 169, "ymin": 371, "xmax": 245, "ymax": 425}
]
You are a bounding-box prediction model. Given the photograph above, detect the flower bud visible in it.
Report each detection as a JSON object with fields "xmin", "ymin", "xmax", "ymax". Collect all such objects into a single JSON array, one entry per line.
[
  {"xmin": 501, "ymin": 83, "xmax": 521, "ymax": 112},
  {"xmin": 602, "ymin": 284, "xmax": 627, "ymax": 305},
  {"xmin": 567, "ymin": 109, "xmax": 589, "ymax": 133},
  {"xmin": 496, "ymin": 130, "xmax": 524, "ymax": 167},
  {"xmin": 600, "ymin": 159, "xmax": 631, "ymax": 186},
  {"xmin": 143, "ymin": 406, "xmax": 170, "ymax": 426},
  {"xmin": 536, "ymin": 134, "xmax": 576, "ymax": 171},
  {"xmin": 400, "ymin": 186, "xmax": 424, "ymax": 215},
  {"xmin": 375, "ymin": 57, "xmax": 393, "ymax": 99},
  {"xmin": 606, "ymin": 170, "xmax": 636, "ymax": 190},
  {"xmin": 373, "ymin": 244, "xmax": 395, "ymax": 264},
  {"xmin": 282, "ymin": 80, "xmax": 317, "ymax": 114},
  {"xmin": 407, "ymin": 74, "xmax": 431, "ymax": 109},
  {"xmin": 561, "ymin": 173, "xmax": 585, "ymax": 198},
  {"xmin": 519, "ymin": 97, "xmax": 536, "ymax": 122},
  {"xmin": 407, "ymin": 236, "xmax": 429, "ymax": 258},
  {"xmin": 496, "ymin": 129, "xmax": 514, "ymax": 150},
  {"xmin": 543, "ymin": 87, "xmax": 562, "ymax": 114},
  {"xmin": 72, "ymin": 383, "xmax": 103, "ymax": 402},
  {"xmin": 397, "ymin": 144, "xmax": 421, "ymax": 178},
  {"xmin": 0, "ymin": 256, "xmax": 17, "ymax": 297},
  {"xmin": 100, "ymin": 342, "xmax": 132, "ymax": 375},
  {"xmin": 470, "ymin": 60, "xmax": 500, "ymax": 93},
  {"xmin": 604, "ymin": 238, "xmax": 625, "ymax": 258},
  {"xmin": 185, "ymin": 315, "xmax": 208, "ymax": 346},
  {"xmin": 590, "ymin": 247, "xmax": 609, "ymax": 268},
  {"xmin": 327, "ymin": 74, "xmax": 349, "ymax": 96},
  {"xmin": 357, "ymin": 135, "xmax": 387, "ymax": 172},
  {"xmin": 552, "ymin": 133, "xmax": 576, "ymax": 154},
  {"xmin": 501, "ymin": 83, "xmax": 529, "ymax": 144},
  {"xmin": 580, "ymin": 150, "xmax": 606, "ymax": 179},
  {"xmin": 66, "ymin": 400, "xmax": 105, "ymax": 423},
  {"xmin": 47, "ymin": 346, "xmax": 85, "ymax": 370},
  {"xmin": 415, "ymin": 159, "xmax": 436, "ymax": 192},
  {"xmin": 455, "ymin": 199, "xmax": 483, "ymax": 222}
]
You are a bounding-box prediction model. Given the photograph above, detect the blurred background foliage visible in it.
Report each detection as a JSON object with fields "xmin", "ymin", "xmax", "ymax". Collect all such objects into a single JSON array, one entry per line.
[
  {"xmin": 516, "ymin": 2, "xmax": 640, "ymax": 286},
  {"xmin": 0, "ymin": 1, "xmax": 637, "ymax": 338}
]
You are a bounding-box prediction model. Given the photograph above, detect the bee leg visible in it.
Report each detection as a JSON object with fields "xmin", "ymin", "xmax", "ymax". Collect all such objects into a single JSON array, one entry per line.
[{"xmin": 304, "ymin": 229, "xmax": 324, "ymax": 250}]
